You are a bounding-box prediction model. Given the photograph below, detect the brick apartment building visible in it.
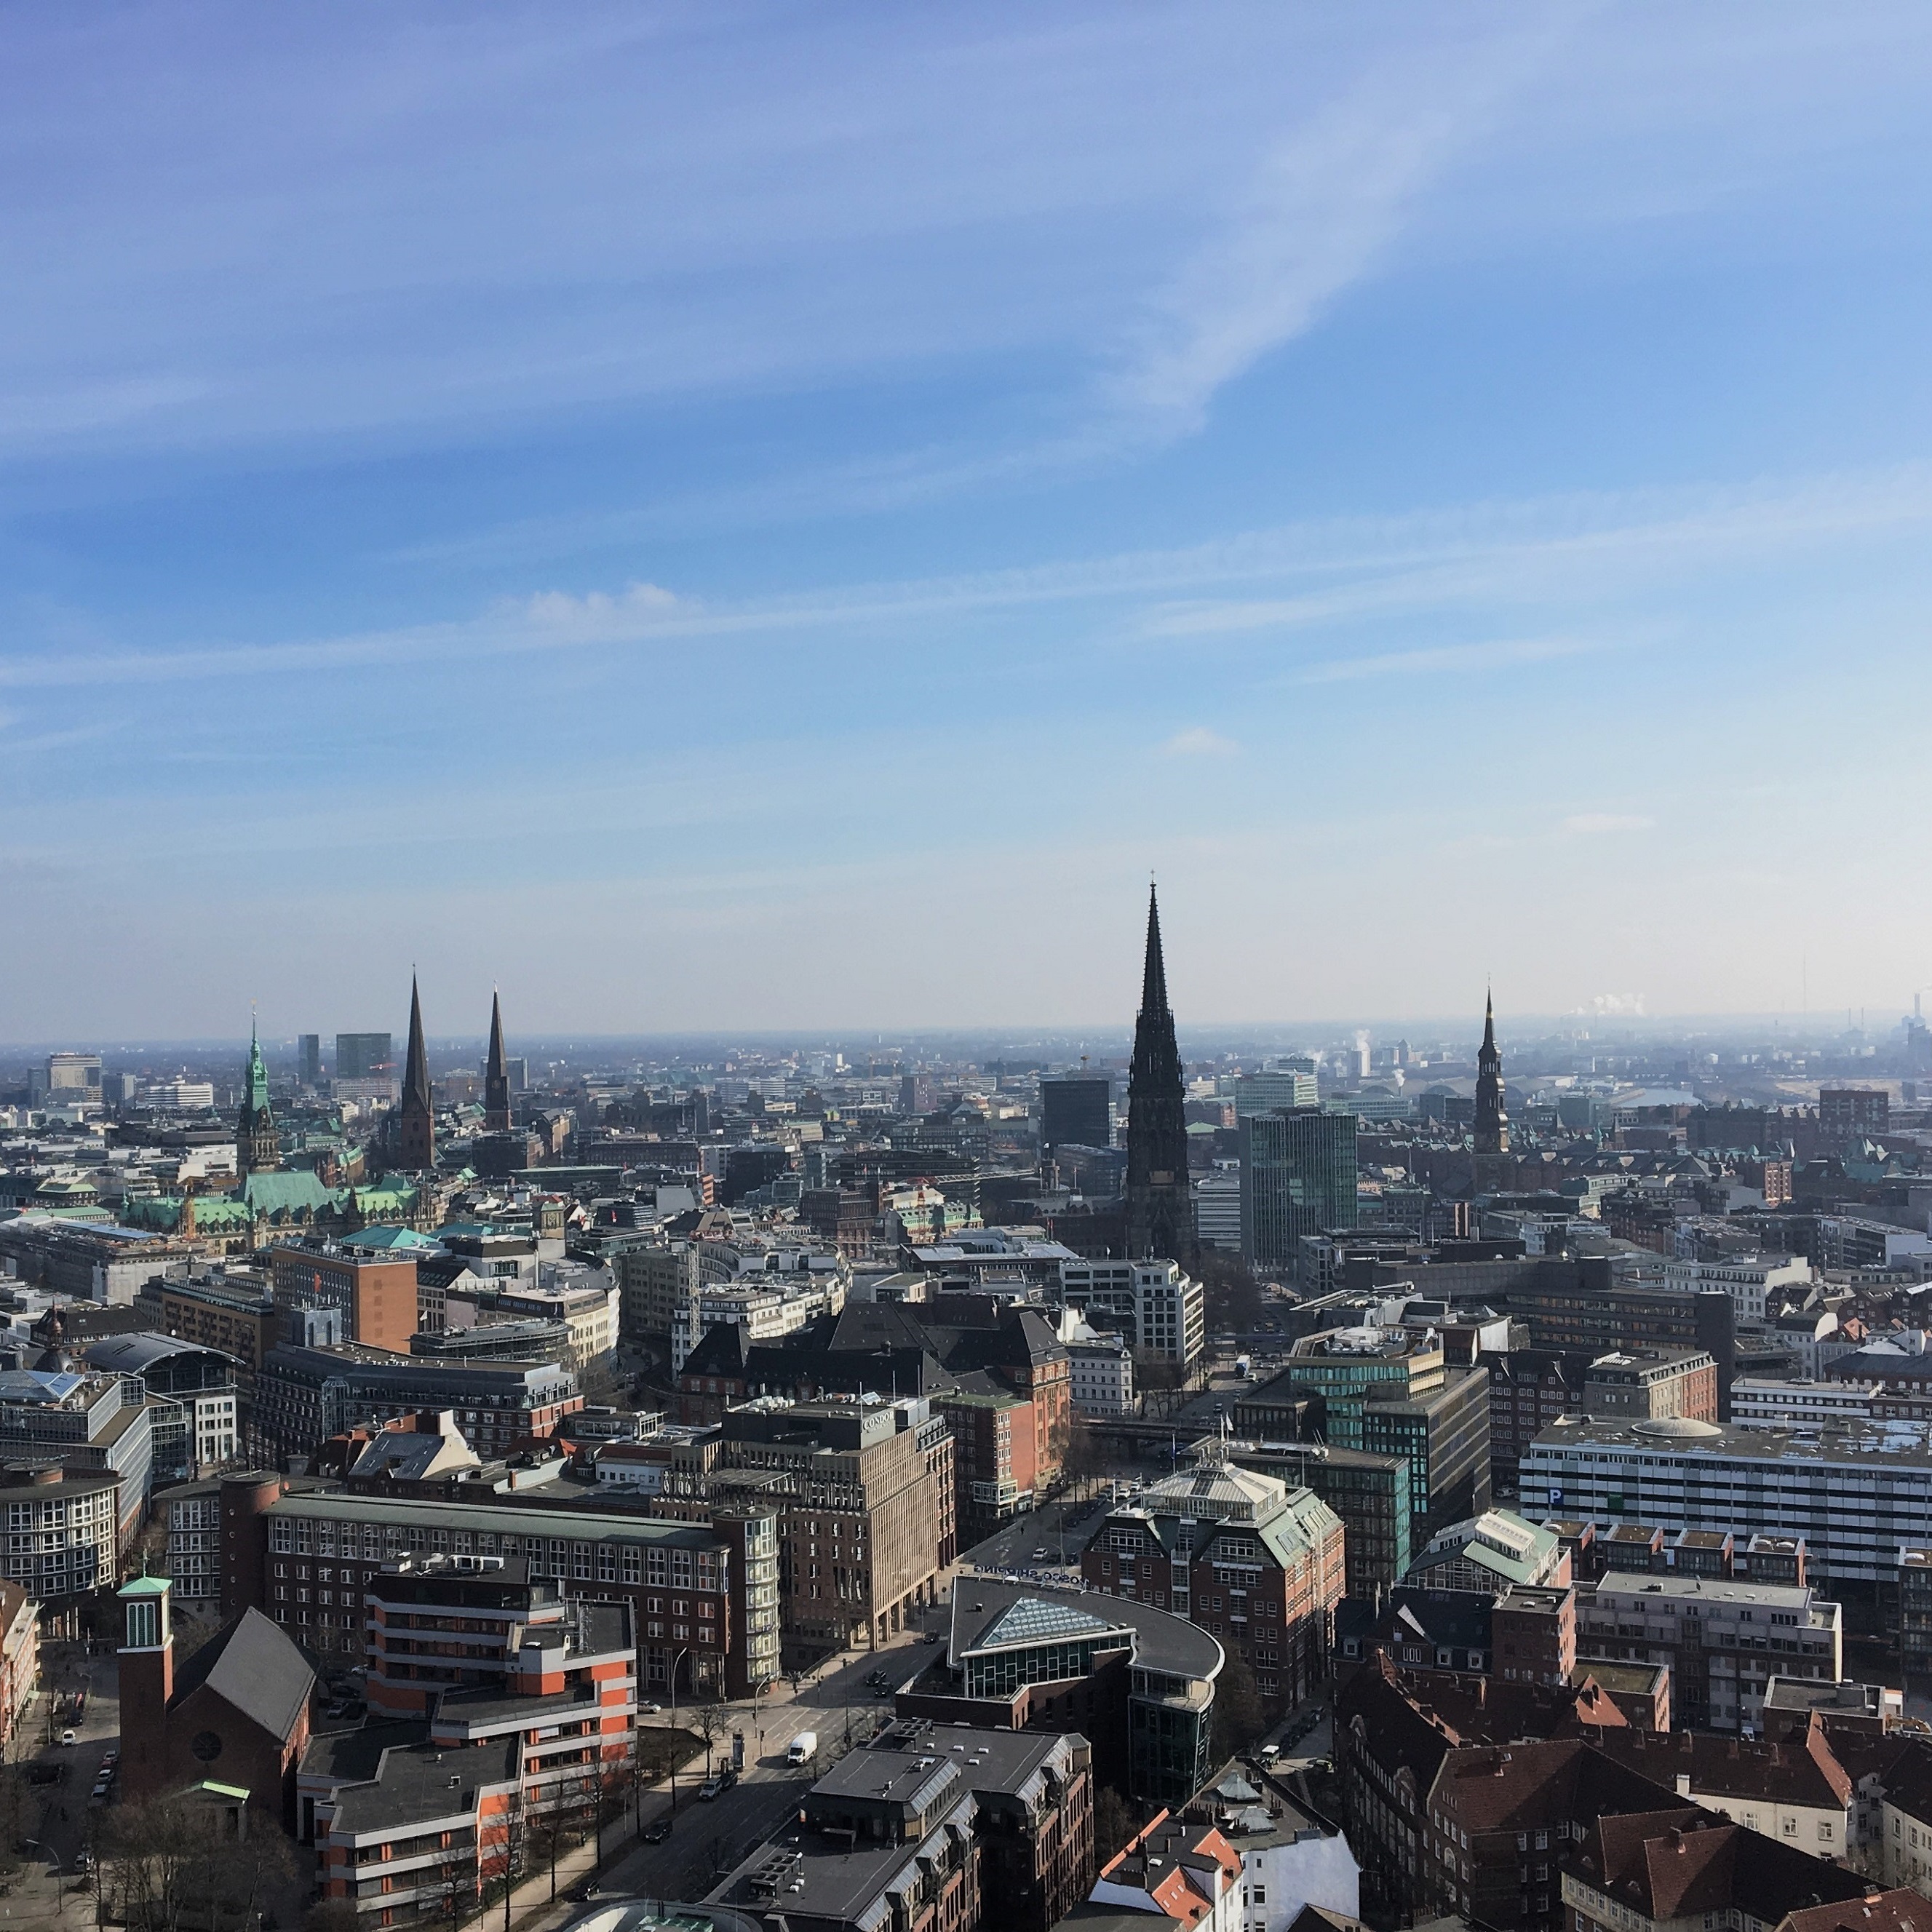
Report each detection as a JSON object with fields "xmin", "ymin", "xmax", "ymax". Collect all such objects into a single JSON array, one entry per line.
[
  {"xmin": 714, "ymin": 1397, "xmax": 944, "ymax": 1653},
  {"xmin": 303, "ymin": 1557, "xmax": 635, "ymax": 1925},
  {"xmin": 215, "ymin": 1469, "xmax": 781, "ymax": 1700},
  {"xmin": 250, "ymin": 1347, "xmax": 581, "ymax": 1462},
  {"xmin": 1081, "ymin": 1444, "xmax": 1345, "ymax": 1708},
  {"xmin": 269, "ymin": 1242, "xmax": 421, "ymax": 1350},
  {"xmin": 1336, "ymin": 1661, "xmax": 1700, "ymax": 1931}
]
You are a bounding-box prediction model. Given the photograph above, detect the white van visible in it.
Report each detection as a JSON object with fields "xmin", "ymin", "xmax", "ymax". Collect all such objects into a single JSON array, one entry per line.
[{"xmin": 787, "ymin": 1731, "xmax": 819, "ymax": 1766}]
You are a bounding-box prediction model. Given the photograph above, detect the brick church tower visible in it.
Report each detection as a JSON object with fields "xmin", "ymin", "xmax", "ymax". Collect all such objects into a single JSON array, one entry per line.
[{"xmin": 116, "ymin": 1574, "xmax": 174, "ymax": 1803}]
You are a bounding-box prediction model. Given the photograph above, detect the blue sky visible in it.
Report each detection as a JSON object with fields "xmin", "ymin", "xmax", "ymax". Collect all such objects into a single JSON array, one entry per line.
[{"xmin": 4, "ymin": 3, "xmax": 1932, "ymax": 1042}]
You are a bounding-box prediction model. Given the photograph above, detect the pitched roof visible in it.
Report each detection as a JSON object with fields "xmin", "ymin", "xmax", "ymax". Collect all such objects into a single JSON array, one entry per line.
[
  {"xmin": 1574, "ymin": 1808, "xmax": 1869, "ymax": 1925},
  {"xmin": 1591, "ymin": 1717, "xmax": 1853, "ymax": 1811},
  {"xmin": 1781, "ymin": 1891, "xmax": 1931, "ymax": 1932},
  {"xmin": 170, "ymin": 1607, "xmax": 314, "ymax": 1745}
]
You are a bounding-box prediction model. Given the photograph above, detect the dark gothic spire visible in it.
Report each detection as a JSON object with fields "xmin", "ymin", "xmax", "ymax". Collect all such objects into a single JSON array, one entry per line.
[
  {"xmin": 484, "ymin": 989, "xmax": 511, "ymax": 1132},
  {"xmin": 1125, "ymin": 881, "xmax": 1194, "ymax": 1262},
  {"xmin": 1141, "ymin": 883, "xmax": 1170, "ymax": 1017},
  {"xmin": 404, "ymin": 977, "xmax": 431, "ymax": 1114},
  {"xmin": 397, "ymin": 975, "xmax": 436, "ymax": 1172},
  {"xmin": 1474, "ymin": 984, "xmax": 1508, "ymax": 1159}
]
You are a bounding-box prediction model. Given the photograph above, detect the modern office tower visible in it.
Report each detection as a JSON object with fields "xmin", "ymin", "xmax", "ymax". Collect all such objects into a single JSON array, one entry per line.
[
  {"xmin": 236, "ymin": 1016, "xmax": 279, "ymax": 1175},
  {"xmin": 1124, "ymin": 884, "xmax": 1193, "ymax": 1261},
  {"xmin": 1474, "ymin": 989, "xmax": 1509, "ymax": 1154},
  {"xmin": 396, "ymin": 978, "xmax": 434, "ymax": 1171},
  {"xmin": 505, "ymin": 1056, "xmax": 529, "ymax": 1094},
  {"xmin": 1041, "ymin": 1073, "xmax": 1111, "ymax": 1154},
  {"xmin": 334, "ymin": 1031, "xmax": 393, "ymax": 1080},
  {"xmin": 1240, "ymin": 1105, "xmax": 1357, "ymax": 1265},
  {"xmin": 482, "ymin": 990, "xmax": 512, "ymax": 1131},
  {"xmin": 1232, "ymin": 1070, "xmax": 1318, "ymax": 1116},
  {"xmin": 44, "ymin": 1052, "xmax": 103, "ymax": 1094},
  {"xmin": 1191, "ymin": 1164, "xmax": 1241, "ymax": 1250},
  {"xmin": 298, "ymin": 1034, "xmax": 322, "ymax": 1086}
]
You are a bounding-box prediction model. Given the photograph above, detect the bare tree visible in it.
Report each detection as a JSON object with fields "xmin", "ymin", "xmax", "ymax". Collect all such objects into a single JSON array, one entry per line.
[
  {"xmin": 1212, "ymin": 1648, "xmax": 1267, "ymax": 1762},
  {"xmin": 0, "ymin": 1767, "xmax": 28, "ymax": 1877},
  {"xmin": 302, "ymin": 1900, "xmax": 362, "ymax": 1932},
  {"xmin": 103, "ymin": 1795, "xmax": 298, "ymax": 1932},
  {"xmin": 1094, "ymin": 1788, "xmax": 1141, "ymax": 1862},
  {"xmin": 691, "ymin": 1700, "xmax": 730, "ymax": 1770}
]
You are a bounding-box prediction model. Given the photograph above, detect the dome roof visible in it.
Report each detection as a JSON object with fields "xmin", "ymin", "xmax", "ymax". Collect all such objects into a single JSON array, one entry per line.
[{"xmin": 1631, "ymin": 1416, "xmax": 1722, "ymax": 1441}]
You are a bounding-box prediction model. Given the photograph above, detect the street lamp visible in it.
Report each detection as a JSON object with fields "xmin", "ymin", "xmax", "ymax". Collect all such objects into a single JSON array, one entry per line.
[{"xmin": 663, "ymin": 1645, "xmax": 692, "ymax": 1810}]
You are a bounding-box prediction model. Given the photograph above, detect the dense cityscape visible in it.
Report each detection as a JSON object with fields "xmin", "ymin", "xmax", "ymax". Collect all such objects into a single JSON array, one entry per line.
[
  {"xmin": 0, "ymin": 889, "xmax": 1930, "ymax": 1932},
  {"xmin": 8, "ymin": 11, "xmax": 1931, "ymax": 1932}
]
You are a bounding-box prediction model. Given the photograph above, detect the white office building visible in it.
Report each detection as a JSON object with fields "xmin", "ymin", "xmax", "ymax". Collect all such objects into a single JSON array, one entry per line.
[
  {"xmin": 1055, "ymin": 1258, "xmax": 1206, "ymax": 1368},
  {"xmin": 1068, "ymin": 1331, "xmax": 1137, "ymax": 1417},
  {"xmin": 1731, "ymin": 1379, "xmax": 1880, "ymax": 1426},
  {"xmin": 1662, "ymin": 1255, "xmax": 1811, "ymax": 1324},
  {"xmin": 1193, "ymin": 1166, "xmax": 1242, "ymax": 1252},
  {"xmin": 1522, "ymin": 1411, "xmax": 1932, "ymax": 1583}
]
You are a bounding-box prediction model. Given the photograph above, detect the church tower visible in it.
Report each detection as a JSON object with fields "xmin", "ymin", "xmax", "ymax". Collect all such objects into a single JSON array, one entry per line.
[
  {"xmin": 236, "ymin": 1014, "xmax": 279, "ymax": 1175},
  {"xmin": 483, "ymin": 990, "xmax": 512, "ymax": 1132},
  {"xmin": 397, "ymin": 976, "xmax": 436, "ymax": 1172},
  {"xmin": 1124, "ymin": 883, "xmax": 1195, "ymax": 1262},
  {"xmin": 116, "ymin": 1573, "xmax": 173, "ymax": 1803},
  {"xmin": 1474, "ymin": 988, "xmax": 1509, "ymax": 1156}
]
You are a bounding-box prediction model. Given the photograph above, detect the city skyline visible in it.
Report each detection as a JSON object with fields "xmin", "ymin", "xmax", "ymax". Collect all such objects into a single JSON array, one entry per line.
[{"xmin": 6, "ymin": 6, "xmax": 1932, "ymax": 1035}]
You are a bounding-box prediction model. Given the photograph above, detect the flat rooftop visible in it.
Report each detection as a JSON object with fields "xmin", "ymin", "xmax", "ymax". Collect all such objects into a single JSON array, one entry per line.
[
  {"xmin": 1528, "ymin": 1412, "xmax": 1932, "ymax": 1468},
  {"xmin": 1588, "ymin": 1570, "xmax": 1823, "ymax": 1612},
  {"xmin": 327, "ymin": 1734, "xmax": 520, "ymax": 1834}
]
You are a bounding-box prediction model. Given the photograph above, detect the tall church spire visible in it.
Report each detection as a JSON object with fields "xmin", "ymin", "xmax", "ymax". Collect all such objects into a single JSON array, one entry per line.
[
  {"xmin": 1474, "ymin": 984, "xmax": 1509, "ymax": 1164},
  {"xmin": 1140, "ymin": 883, "xmax": 1170, "ymax": 1017},
  {"xmin": 483, "ymin": 990, "xmax": 511, "ymax": 1132},
  {"xmin": 236, "ymin": 1009, "xmax": 279, "ymax": 1176},
  {"xmin": 1124, "ymin": 883, "xmax": 1194, "ymax": 1262},
  {"xmin": 397, "ymin": 975, "xmax": 435, "ymax": 1172}
]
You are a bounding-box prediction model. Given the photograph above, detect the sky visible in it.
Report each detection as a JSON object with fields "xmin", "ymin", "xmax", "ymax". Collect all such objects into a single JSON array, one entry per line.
[{"xmin": 5, "ymin": 2, "xmax": 1932, "ymax": 1045}]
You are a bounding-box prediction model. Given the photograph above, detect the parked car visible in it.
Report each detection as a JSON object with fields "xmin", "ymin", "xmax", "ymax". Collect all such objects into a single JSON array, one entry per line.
[{"xmin": 697, "ymin": 1766, "xmax": 738, "ymax": 1800}]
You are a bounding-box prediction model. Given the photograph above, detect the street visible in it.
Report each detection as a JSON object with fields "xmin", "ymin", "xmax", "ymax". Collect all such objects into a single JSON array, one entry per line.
[
  {"xmin": 600, "ymin": 1607, "xmax": 948, "ymax": 1904},
  {"xmin": 5, "ymin": 1637, "xmax": 122, "ymax": 1916}
]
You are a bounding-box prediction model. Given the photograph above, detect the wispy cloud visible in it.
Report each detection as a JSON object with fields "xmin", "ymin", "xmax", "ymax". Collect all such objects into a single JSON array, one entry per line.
[
  {"xmin": 1099, "ymin": 40, "xmax": 1545, "ymax": 441},
  {"xmin": 1286, "ymin": 634, "xmax": 1607, "ymax": 685},
  {"xmin": 1562, "ymin": 813, "xmax": 1655, "ymax": 835},
  {"xmin": 1161, "ymin": 726, "xmax": 1241, "ymax": 758},
  {"xmin": 5, "ymin": 461, "xmax": 1931, "ymax": 692}
]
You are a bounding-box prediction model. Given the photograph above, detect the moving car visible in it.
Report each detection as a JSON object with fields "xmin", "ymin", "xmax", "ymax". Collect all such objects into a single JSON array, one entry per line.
[
  {"xmin": 786, "ymin": 1731, "xmax": 818, "ymax": 1766},
  {"xmin": 643, "ymin": 1814, "xmax": 674, "ymax": 1843},
  {"xmin": 60, "ymin": 1730, "xmax": 76, "ymax": 1746}
]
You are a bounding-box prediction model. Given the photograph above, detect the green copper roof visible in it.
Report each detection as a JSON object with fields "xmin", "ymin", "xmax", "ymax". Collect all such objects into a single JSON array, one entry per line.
[
  {"xmin": 120, "ymin": 1575, "xmax": 170, "ymax": 1597},
  {"xmin": 341, "ymin": 1225, "xmax": 438, "ymax": 1252},
  {"xmin": 245, "ymin": 1016, "xmax": 271, "ymax": 1116},
  {"xmin": 239, "ymin": 1171, "xmax": 335, "ymax": 1217}
]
